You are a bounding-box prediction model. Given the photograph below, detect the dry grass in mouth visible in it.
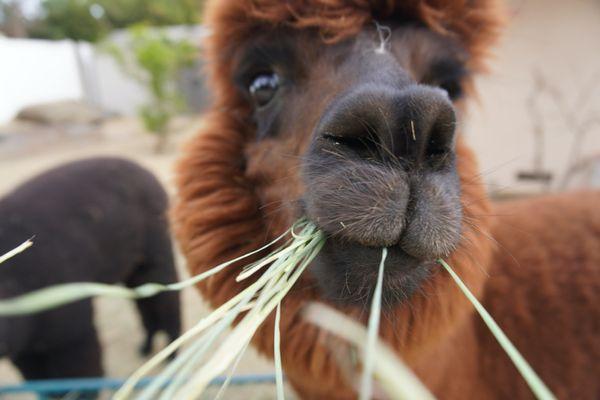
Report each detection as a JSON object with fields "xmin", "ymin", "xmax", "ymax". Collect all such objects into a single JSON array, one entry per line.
[
  {"xmin": 0, "ymin": 221, "xmax": 556, "ymax": 400},
  {"xmin": 114, "ymin": 219, "xmax": 324, "ymax": 399}
]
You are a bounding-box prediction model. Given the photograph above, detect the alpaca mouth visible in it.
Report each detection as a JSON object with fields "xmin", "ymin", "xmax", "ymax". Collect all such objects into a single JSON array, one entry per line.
[
  {"xmin": 300, "ymin": 162, "xmax": 462, "ymax": 306},
  {"xmin": 309, "ymin": 232, "xmax": 437, "ymax": 306},
  {"xmin": 300, "ymin": 164, "xmax": 462, "ymax": 306},
  {"xmin": 300, "ymin": 82, "xmax": 462, "ymax": 306}
]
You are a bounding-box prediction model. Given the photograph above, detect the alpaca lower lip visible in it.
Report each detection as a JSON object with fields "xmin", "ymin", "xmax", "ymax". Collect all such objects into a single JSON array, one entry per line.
[{"xmin": 309, "ymin": 236, "xmax": 434, "ymax": 306}]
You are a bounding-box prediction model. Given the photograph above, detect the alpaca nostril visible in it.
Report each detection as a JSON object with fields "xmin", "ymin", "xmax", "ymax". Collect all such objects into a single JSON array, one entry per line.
[
  {"xmin": 425, "ymin": 123, "xmax": 455, "ymax": 168},
  {"xmin": 323, "ymin": 133, "xmax": 382, "ymax": 160},
  {"xmin": 426, "ymin": 135, "xmax": 448, "ymax": 157}
]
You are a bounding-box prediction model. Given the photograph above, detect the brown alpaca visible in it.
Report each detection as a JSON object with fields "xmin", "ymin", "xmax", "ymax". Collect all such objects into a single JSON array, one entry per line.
[{"xmin": 173, "ymin": 1, "xmax": 600, "ymax": 399}]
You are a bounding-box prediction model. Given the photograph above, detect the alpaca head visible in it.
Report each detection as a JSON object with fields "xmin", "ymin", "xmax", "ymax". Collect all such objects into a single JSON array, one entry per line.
[{"xmin": 176, "ymin": 0, "xmax": 502, "ymax": 315}]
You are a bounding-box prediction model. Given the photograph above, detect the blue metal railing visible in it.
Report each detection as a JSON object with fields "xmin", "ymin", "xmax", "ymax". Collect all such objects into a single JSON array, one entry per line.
[{"xmin": 0, "ymin": 374, "xmax": 278, "ymax": 398}]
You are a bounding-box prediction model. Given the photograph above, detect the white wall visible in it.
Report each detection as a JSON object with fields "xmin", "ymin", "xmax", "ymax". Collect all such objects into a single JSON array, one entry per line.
[
  {"xmin": 467, "ymin": 0, "xmax": 600, "ymax": 192},
  {"xmin": 0, "ymin": 38, "xmax": 84, "ymax": 122},
  {"xmin": 0, "ymin": 36, "xmax": 149, "ymax": 122},
  {"xmin": 0, "ymin": 25, "xmax": 208, "ymax": 123}
]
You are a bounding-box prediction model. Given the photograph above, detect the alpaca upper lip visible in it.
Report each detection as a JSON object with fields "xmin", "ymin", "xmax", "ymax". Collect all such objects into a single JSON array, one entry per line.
[
  {"xmin": 306, "ymin": 215, "xmax": 427, "ymax": 267},
  {"xmin": 309, "ymin": 214, "xmax": 420, "ymax": 257}
]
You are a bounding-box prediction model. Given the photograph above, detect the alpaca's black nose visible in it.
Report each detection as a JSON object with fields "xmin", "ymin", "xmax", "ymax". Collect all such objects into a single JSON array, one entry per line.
[{"xmin": 317, "ymin": 85, "xmax": 457, "ymax": 168}]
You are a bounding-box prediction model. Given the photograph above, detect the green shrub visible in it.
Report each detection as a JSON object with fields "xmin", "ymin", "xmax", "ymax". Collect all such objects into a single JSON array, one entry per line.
[{"xmin": 104, "ymin": 25, "xmax": 197, "ymax": 152}]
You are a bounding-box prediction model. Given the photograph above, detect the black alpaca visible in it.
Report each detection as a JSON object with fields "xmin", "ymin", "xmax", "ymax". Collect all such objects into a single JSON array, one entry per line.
[{"xmin": 0, "ymin": 157, "xmax": 181, "ymax": 398}]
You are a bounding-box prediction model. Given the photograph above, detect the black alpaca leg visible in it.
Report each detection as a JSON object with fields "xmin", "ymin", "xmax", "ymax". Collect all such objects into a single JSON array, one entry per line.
[
  {"xmin": 133, "ymin": 294, "xmax": 180, "ymax": 358},
  {"xmin": 136, "ymin": 299, "xmax": 157, "ymax": 357},
  {"xmin": 128, "ymin": 221, "xmax": 181, "ymax": 359}
]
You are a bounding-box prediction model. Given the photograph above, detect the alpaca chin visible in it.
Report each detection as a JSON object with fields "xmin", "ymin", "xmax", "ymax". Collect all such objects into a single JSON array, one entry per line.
[{"xmin": 310, "ymin": 241, "xmax": 434, "ymax": 306}]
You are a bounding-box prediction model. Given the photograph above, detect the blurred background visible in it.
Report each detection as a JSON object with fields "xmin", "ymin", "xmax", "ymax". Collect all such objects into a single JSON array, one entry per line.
[{"xmin": 0, "ymin": 0, "xmax": 599, "ymax": 398}]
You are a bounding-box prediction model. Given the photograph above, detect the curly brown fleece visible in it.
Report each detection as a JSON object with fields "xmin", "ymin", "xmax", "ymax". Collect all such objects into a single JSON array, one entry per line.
[{"xmin": 173, "ymin": 1, "xmax": 599, "ymax": 399}]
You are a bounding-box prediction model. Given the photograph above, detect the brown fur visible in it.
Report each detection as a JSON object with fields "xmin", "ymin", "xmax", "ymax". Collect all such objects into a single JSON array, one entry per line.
[{"xmin": 173, "ymin": 1, "xmax": 599, "ymax": 398}]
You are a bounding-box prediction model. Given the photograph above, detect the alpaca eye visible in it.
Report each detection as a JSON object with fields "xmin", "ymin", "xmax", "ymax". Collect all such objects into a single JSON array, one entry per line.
[{"xmin": 249, "ymin": 73, "xmax": 280, "ymax": 107}]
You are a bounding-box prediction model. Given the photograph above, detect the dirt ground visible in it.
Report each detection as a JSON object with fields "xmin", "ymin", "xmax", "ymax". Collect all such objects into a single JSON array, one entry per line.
[{"xmin": 0, "ymin": 117, "xmax": 296, "ymax": 399}]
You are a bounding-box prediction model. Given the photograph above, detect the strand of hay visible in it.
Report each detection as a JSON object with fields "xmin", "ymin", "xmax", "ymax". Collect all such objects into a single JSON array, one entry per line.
[
  {"xmin": 305, "ymin": 302, "xmax": 436, "ymax": 400},
  {"xmin": 438, "ymin": 259, "xmax": 556, "ymax": 400},
  {"xmin": 213, "ymin": 341, "xmax": 250, "ymax": 400},
  {"xmin": 0, "ymin": 224, "xmax": 298, "ymax": 317},
  {"xmin": 360, "ymin": 247, "xmax": 387, "ymax": 400},
  {"xmin": 274, "ymin": 302, "xmax": 285, "ymax": 399},
  {"xmin": 0, "ymin": 238, "xmax": 33, "ymax": 265}
]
